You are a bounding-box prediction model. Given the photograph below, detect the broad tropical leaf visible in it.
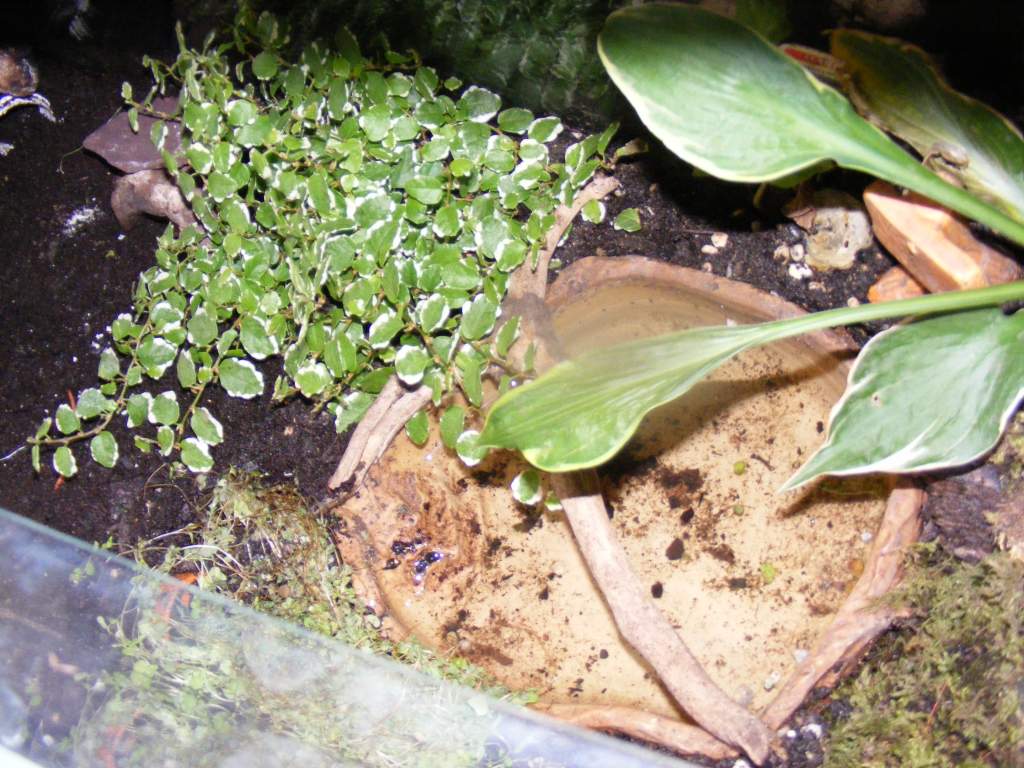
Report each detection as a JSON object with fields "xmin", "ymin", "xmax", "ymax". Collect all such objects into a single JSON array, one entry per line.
[
  {"xmin": 782, "ymin": 308, "xmax": 1024, "ymax": 490},
  {"xmin": 597, "ymin": 4, "xmax": 1024, "ymax": 245},
  {"xmin": 831, "ymin": 30, "xmax": 1024, "ymax": 224},
  {"xmin": 482, "ymin": 282, "xmax": 1024, "ymax": 475},
  {"xmin": 480, "ymin": 324, "xmax": 772, "ymax": 471}
]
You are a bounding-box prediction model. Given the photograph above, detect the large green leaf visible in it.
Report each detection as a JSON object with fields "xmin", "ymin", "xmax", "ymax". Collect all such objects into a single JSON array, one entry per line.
[
  {"xmin": 831, "ymin": 30, "xmax": 1024, "ymax": 224},
  {"xmin": 481, "ymin": 282, "xmax": 1024, "ymax": 474},
  {"xmin": 481, "ymin": 324, "xmax": 771, "ymax": 471},
  {"xmin": 782, "ymin": 308, "xmax": 1024, "ymax": 490},
  {"xmin": 597, "ymin": 4, "xmax": 1024, "ymax": 246}
]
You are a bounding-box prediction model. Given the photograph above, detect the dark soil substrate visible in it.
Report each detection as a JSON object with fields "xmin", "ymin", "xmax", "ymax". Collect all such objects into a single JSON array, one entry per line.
[{"xmin": 1, "ymin": 4, "xmax": 1022, "ymax": 766}]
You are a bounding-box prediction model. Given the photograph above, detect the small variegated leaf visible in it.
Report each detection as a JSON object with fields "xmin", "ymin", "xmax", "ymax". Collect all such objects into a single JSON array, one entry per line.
[
  {"xmin": 90, "ymin": 431, "xmax": 118, "ymax": 469},
  {"xmin": 53, "ymin": 446, "xmax": 77, "ymax": 478},
  {"xmin": 495, "ymin": 317, "xmax": 520, "ymax": 358},
  {"xmin": 98, "ymin": 348, "xmax": 120, "ymax": 381},
  {"xmin": 180, "ymin": 437, "xmax": 214, "ymax": 473},
  {"xmin": 613, "ymin": 207, "xmax": 642, "ymax": 232},
  {"xmin": 55, "ymin": 404, "xmax": 80, "ymax": 435},
  {"xmin": 460, "ymin": 295, "xmax": 499, "ymax": 341},
  {"xmin": 395, "ymin": 345, "xmax": 431, "ymax": 385},
  {"xmin": 456, "ymin": 429, "xmax": 489, "ymax": 467},
  {"xmin": 148, "ymin": 391, "xmax": 180, "ymax": 426},
  {"xmin": 219, "ymin": 358, "xmax": 264, "ymax": 399},
  {"xmin": 527, "ymin": 117, "xmax": 563, "ymax": 143},
  {"xmin": 405, "ymin": 410, "xmax": 430, "ymax": 446},
  {"xmin": 368, "ymin": 309, "xmax": 404, "ymax": 349},
  {"xmin": 76, "ymin": 389, "xmax": 113, "ymax": 420},
  {"xmin": 294, "ymin": 361, "xmax": 332, "ymax": 397},
  {"xmin": 511, "ymin": 469, "xmax": 542, "ymax": 506},
  {"xmin": 126, "ymin": 393, "xmax": 152, "ymax": 428},
  {"xmin": 190, "ymin": 407, "xmax": 224, "ymax": 446},
  {"xmin": 439, "ymin": 405, "xmax": 465, "ymax": 450},
  {"xmin": 156, "ymin": 425, "xmax": 175, "ymax": 456}
]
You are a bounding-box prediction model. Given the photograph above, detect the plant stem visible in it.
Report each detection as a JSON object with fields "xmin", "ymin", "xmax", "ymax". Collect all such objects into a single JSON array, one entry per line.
[
  {"xmin": 758, "ymin": 280, "xmax": 1024, "ymax": 343},
  {"xmin": 841, "ymin": 128, "xmax": 1024, "ymax": 247}
]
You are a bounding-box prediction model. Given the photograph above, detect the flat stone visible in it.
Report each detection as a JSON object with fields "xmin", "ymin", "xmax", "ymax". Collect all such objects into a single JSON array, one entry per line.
[
  {"xmin": 111, "ymin": 169, "xmax": 195, "ymax": 232},
  {"xmin": 83, "ymin": 95, "xmax": 183, "ymax": 173}
]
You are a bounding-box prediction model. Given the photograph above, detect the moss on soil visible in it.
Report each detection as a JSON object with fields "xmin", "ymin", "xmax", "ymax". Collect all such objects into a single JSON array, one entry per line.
[
  {"xmin": 127, "ymin": 471, "xmax": 528, "ymax": 699},
  {"xmin": 824, "ymin": 546, "xmax": 1024, "ymax": 768}
]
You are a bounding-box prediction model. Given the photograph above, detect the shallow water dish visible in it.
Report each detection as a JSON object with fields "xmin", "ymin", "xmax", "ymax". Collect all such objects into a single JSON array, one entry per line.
[{"xmin": 333, "ymin": 256, "xmax": 923, "ymax": 759}]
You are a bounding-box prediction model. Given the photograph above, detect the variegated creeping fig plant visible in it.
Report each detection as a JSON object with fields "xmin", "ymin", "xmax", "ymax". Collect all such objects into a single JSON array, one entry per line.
[
  {"xmin": 26, "ymin": 8, "xmax": 619, "ymax": 478},
  {"xmin": 481, "ymin": 5, "xmax": 1024, "ymax": 489}
]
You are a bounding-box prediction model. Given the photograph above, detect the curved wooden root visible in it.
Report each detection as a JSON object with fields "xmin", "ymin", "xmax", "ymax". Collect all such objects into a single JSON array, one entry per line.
[
  {"xmin": 533, "ymin": 703, "xmax": 737, "ymax": 762},
  {"xmin": 552, "ymin": 473, "xmax": 774, "ymax": 765},
  {"xmin": 761, "ymin": 481, "xmax": 924, "ymax": 729},
  {"xmin": 327, "ymin": 376, "xmax": 432, "ymax": 493}
]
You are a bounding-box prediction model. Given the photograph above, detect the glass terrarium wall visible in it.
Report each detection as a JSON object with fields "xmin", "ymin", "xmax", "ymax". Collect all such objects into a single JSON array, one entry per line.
[{"xmin": 0, "ymin": 509, "xmax": 697, "ymax": 768}]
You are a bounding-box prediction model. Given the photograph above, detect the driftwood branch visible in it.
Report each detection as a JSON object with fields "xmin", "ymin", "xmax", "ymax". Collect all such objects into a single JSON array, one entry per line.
[
  {"xmin": 535, "ymin": 703, "xmax": 737, "ymax": 762},
  {"xmin": 551, "ymin": 474, "xmax": 772, "ymax": 764},
  {"xmin": 327, "ymin": 377, "xmax": 431, "ymax": 492},
  {"xmin": 761, "ymin": 482, "xmax": 923, "ymax": 729},
  {"xmin": 504, "ymin": 174, "xmax": 772, "ymax": 763}
]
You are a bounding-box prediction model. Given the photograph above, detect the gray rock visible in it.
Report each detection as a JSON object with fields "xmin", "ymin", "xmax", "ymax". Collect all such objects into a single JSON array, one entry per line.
[{"xmin": 83, "ymin": 95, "xmax": 183, "ymax": 173}]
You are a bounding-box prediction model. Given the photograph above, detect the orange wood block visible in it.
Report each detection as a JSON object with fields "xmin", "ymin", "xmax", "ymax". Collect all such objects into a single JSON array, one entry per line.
[
  {"xmin": 868, "ymin": 265, "xmax": 926, "ymax": 303},
  {"xmin": 863, "ymin": 181, "xmax": 1022, "ymax": 293}
]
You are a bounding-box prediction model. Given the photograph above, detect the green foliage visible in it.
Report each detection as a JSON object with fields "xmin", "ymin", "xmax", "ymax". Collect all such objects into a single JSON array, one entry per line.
[
  {"xmin": 597, "ymin": 4, "xmax": 1024, "ymax": 245},
  {"xmin": 831, "ymin": 29, "xmax": 1024, "ymax": 224},
  {"xmin": 480, "ymin": 5, "xmax": 1024, "ymax": 488},
  {"xmin": 782, "ymin": 307, "xmax": 1024, "ymax": 490},
  {"xmin": 27, "ymin": 8, "xmax": 615, "ymax": 478},
  {"xmin": 612, "ymin": 206, "xmax": 641, "ymax": 232},
  {"xmin": 481, "ymin": 283, "xmax": 1024, "ymax": 483},
  {"xmin": 825, "ymin": 549, "xmax": 1024, "ymax": 767},
  {"xmin": 193, "ymin": 0, "xmax": 631, "ymax": 126}
]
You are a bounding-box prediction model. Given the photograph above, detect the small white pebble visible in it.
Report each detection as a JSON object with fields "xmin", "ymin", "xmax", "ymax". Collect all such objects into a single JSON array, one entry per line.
[
  {"xmin": 763, "ymin": 670, "xmax": 781, "ymax": 691},
  {"xmin": 773, "ymin": 244, "xmax": 790, "ymax": 261},
  {"xmin": 712, "ymin": 232, "xmax": 729, "ymax": 248},
  {"xmin": 701, "ymin": 261, "xmax": 713, "ymax": 273},
  {"xmin": 62, "ymin": 205, "xmax": 101, "ymax": 238},
  {"xmin": 788, "ymin": 262, "xmax": 813, "ymax": 280},
  {"xmin": 732, "ymin": 760, "xmax": 752, "ymax": 768},
  {"xmin": 861, "ymin": 531, "xmax": 873, "ymax": 543},
  {"xmin": 793, "ymin": 648, "xmax": 809, "ymax": 664},
  {"xmin": 701, "ymin": 244, "xmax": 719, "ymax": 255},
  {"xmin": 801, "ymin": 723, "xmax": 824, "ymax": 739},
  {"xmin": 424, "ymin": 452, "xmax": 433, "ymax": 462},
  {"xmin": 785, "ymin": 729, "xmax": 798, "ymax": 740},
  {"xmin": 791, "ymin": 242, "xmax": 806, "ymax": 261},
  {"xmin": 847, "ymin": 296, "xmax": 861, "ymax": 307}
]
